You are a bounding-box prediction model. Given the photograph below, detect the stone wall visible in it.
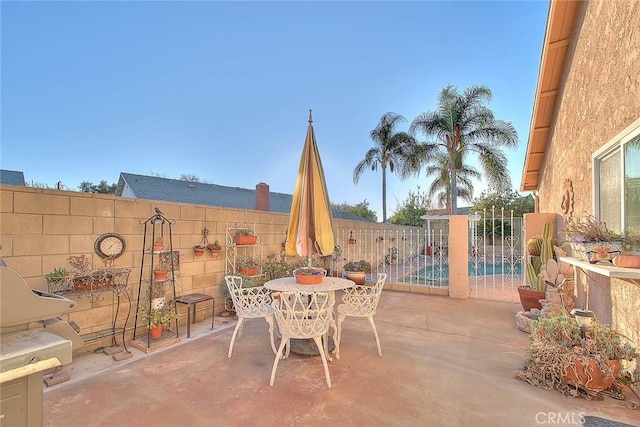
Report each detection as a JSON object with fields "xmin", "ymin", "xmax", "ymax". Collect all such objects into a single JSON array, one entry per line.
[
  {"xmin": 0, "ymin": 185, "xmax": 417, "ymax": 354},
  {"xmin": 535, "ymin": 1, "xmax": 640, "ymax": 354}
]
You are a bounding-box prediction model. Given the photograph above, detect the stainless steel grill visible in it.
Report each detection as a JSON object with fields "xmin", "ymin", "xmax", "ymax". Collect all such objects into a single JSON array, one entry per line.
[{"xmin": 1, "ymin": 266, "xmax": 79, "ymax": 425}]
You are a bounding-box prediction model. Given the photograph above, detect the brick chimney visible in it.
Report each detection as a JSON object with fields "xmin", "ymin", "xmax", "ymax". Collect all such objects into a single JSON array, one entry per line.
[{"xmin": 255, "ymin": 182, "xmax": 270, "ymax": 211}]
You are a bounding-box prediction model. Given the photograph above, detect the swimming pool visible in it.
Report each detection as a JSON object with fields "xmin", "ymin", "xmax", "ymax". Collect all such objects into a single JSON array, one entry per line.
[{"xmin": 403, "ymin": 262, "xmax": 523, "ymax": 283}]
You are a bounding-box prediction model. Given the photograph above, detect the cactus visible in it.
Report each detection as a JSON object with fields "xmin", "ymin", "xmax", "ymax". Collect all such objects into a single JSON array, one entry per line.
[
  {"xmin": 526, "ymin": 222, "xmax": 555, "ymax": 291},
  {"xmin": 540, "ymin": 222, "xmax": 554, "ymax": 264},
  {"xmin": 527, "ymin": 236, "xmax": 543, "ymax": 256}
]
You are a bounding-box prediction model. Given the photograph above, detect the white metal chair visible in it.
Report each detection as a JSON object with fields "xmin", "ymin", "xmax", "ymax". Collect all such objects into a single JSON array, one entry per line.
[
  {"xmin": 269, "ymin": 291, "xmax": 336, "ymax": 389},
  {"xmin": 224, "ymin": 275, "xmax": 277, "ymax": 358},
  {"xmin": 335, "ymin": 272, "xmax": 387, "ymax": 359}
]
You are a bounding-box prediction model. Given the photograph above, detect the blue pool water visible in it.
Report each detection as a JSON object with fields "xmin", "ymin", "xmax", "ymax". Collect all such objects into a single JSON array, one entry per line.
[{"xmin": 409, "ymin": 262, "xmax": 522, "ymax": 282}]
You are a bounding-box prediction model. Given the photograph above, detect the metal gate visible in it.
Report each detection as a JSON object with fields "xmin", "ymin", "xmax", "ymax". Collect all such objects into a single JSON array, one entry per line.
[{"xmin": 468, "ymin": 208, "xmax": 524, "ymax": 302}]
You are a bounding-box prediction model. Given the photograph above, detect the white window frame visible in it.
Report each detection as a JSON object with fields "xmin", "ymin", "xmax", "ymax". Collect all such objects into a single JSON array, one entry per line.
[{"xmin": 592, "ymin": 116, "xmax": 640, "ymax": 235}]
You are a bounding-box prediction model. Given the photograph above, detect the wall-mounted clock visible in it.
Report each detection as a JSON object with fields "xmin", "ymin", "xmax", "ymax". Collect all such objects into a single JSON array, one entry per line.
[{"xmin": 94, "ymin": 233, "xmax": 126, "ymax": 259}]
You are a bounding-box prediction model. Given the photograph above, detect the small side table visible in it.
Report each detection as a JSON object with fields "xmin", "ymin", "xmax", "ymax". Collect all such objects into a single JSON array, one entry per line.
[{"xmin": 174, "ymin": 293, "xmax": 215, "ymax": 338}]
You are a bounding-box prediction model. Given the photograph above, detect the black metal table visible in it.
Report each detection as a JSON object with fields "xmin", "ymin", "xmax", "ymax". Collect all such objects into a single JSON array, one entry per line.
[{"xmin": 174, "ymin": 293, "xmax": 215, "ymax": 338}]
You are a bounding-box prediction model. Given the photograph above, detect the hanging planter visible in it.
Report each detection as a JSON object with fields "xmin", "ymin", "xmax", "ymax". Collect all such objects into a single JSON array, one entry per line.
[
  {"xmin": 193, "ymin": 245, "xmax": 205, "ymax": 256},
  {"xmin": 207, "ymin": 241, "xmax": 222, "ymax": 256}
]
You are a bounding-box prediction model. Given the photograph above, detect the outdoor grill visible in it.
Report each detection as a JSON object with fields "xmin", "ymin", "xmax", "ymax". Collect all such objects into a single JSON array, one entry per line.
[{"xmin": 1, "ymin": 266, "xmax": 80, "ymax": 426}]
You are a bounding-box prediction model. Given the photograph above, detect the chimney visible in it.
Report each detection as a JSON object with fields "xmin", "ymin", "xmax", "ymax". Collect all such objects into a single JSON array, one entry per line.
[{"xmin": 255, "ymin": 182, "xmax": 270, "ymax": 211}]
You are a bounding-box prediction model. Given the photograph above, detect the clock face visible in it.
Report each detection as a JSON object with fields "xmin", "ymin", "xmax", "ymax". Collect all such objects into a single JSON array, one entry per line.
[{"xmin": 95, "ymin": 233, "xmax": 126, "ymax": 259}]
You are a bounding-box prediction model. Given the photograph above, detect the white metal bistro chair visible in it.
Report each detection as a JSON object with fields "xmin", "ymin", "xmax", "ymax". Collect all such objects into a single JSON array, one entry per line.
[
  {"xmin": 269, "ymin": 290, "xmax": 336, "ymax": 389},
  {"xmin": 224, "ymin": 275, "xmax": 277, "ymax": 358},
  {"xmin": 335, "ymin": 272, "xmax": 387, "ymax": 359}
]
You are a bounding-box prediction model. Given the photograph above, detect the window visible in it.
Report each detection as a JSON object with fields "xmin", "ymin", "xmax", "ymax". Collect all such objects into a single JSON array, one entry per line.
[{"xmin": 594, "ymin": 118, "xmax": 640, "ymax": 250}]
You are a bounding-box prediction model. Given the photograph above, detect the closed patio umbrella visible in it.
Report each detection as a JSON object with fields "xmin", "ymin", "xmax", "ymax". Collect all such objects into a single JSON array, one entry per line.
[{"xmin": 285, "ymin": 110, "xmax": 335, "ymax": 263}]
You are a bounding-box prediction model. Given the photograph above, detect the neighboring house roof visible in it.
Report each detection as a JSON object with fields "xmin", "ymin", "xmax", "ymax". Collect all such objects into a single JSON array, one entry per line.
[
  {"xmin": 116, "ymin": 172, "xmax": 373, "ymax": 222},
  {"xmin": 520, "ymin": 0, "xmax": 582, "ymax": 192},
  {"xmin": 0, "ymin": 169, "xmax": 26, "ymax": 186}
]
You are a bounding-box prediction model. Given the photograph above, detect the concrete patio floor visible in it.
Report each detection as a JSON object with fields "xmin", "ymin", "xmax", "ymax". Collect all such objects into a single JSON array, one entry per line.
[{"xmin": 42, "ymin": 291, "xmax": 639, "ymax": 427}]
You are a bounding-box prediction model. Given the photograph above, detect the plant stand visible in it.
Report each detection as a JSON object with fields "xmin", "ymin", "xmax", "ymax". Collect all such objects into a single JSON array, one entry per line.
[{"xmin": 131, "ymin": 209, "xmax": 181, "ymax": 352}]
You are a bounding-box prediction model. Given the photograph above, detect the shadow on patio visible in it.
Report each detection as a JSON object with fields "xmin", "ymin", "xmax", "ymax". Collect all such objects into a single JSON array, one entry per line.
[{"xmin": 43, "ymin": 291, "xmax": 638, "ymax": 426}]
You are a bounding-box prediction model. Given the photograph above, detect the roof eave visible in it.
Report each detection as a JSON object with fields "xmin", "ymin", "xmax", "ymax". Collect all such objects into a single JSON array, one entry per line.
[{"xmin": 520, "ymin": 0, "xmax": 583, "ymax": 193}]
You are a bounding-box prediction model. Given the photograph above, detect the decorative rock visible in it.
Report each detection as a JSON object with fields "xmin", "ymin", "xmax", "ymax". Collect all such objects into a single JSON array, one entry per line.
[{"xmin": 516, "ymin": 310, "xmax": 540, "ymax": 333}]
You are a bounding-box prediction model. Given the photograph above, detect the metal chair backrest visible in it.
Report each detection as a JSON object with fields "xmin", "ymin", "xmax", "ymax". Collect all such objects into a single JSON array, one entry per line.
[
  {"xmin": 272, "ymin": 291, "xmax": 334, "ymax": 338},
  {"xmin": 341, "ymin": 272, "xmax": 387, "ymax": 316},
  {"xmin": 224, "ymin": 275, "xmax": 273, "ymax": 318}
]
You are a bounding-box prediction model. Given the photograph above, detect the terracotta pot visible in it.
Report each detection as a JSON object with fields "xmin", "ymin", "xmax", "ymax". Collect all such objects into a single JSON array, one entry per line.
[
  {"xmin": 612, "ymin": 254, "xmax": 640, "ymax": 268},
  {"xmin": 153, "ymin": 270, "xmax": 169, "ymax": 280},
  {"xmin": 153, "ymin": 242, "xmax": 164, "ymax": 251},
  {"xmin": 149, "ymin": 324, "xmax": 163, "ymax": 340},
  {"xmin": 209, "ymin": 249, "xmax": 221, "ymax": 256},
  {"xmin": 562, "ymin": 359, "xmax": 621, "ymax": 392},
  {"xmin": 234, "ymin": 235, "xmax": 257, "ymax": 245},
  {"xmin": 238, "ymin": 267, "xmax": 258, "ymax": 276},
  {"xmin": 193, "ymin": 247, "xmax": 205, "ymax": 256},
  {"xmin": 294, "ymin": 270, "xmax": 324, "ymax": 285},
  {"xmin": 345, "ymin": 271, "xmax": 367, "ymax": 285},
  {"xmin": 517, "ymin": 286, "xmax": 545, "ymax": 311}
]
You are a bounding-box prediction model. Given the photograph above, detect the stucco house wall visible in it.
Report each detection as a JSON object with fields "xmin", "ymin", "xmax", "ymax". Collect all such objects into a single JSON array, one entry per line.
[
  {"xmin": 533, "ymin": 1, "xmax": 640, "ymax": 354},
  {"xmin": 537, "ymin": 1, "xmax": 640, "ymax": 216}
]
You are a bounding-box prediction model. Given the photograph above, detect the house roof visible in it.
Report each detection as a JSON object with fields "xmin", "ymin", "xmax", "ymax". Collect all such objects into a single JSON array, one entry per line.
[
  {"xmin": 520, "ymin": 0, "xmax": 583, "ymax": 192},
  {"xmin": 0, "ymin": 169, "xmax": 26, "ymax": 186},
  {"xmin": 116, "ymin": 172, "xmax": 373, "ymax": 222}
]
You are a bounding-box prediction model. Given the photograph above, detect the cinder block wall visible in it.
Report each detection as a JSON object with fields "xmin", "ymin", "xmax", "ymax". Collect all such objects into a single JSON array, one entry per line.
[
  {"xmin": 535, "ymin": 1, "xmax": 640, "ymax": 356},
  {"xmin": 0, "ymin": 185, "xmax": 408, "ymax": 354}
]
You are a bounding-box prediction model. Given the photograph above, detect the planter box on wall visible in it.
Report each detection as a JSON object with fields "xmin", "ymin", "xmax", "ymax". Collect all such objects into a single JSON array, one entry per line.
[
  {"xmin": 234, "ymin": 235, "xmax": 257, "ymax": 246},
  {"xmin": 571, "ymin": 242, "xmax": 622, "ymax": 264},
  {"xmin": 238, "ymin": 267, "xmax": 258, "ymax": 276}
]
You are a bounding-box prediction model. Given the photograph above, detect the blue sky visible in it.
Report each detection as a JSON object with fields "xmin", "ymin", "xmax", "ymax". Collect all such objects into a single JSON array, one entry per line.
[{"xmin": 1, "ymin": 0, "xmax": 549, "ymax": 221}]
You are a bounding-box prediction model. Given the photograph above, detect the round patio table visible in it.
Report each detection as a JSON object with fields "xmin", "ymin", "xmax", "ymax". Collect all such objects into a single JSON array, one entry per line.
[
  {"xmin": 264, "ymin": 276, "xmax": 355, "ymax": 295},
  {"xmin": 264, "ymin": 276, "xmax": 355, "ymax": 356}
]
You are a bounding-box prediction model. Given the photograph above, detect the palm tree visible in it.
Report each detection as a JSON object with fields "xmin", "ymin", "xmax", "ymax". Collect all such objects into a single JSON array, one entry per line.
[
  {"xmin": 424, "ymin": 152, "xmax": 480, "ymax": 209},
  {"xmin": 407, "ymin": 85, "xmax": 518, "ymax": 214},
  {"xmin": 353, "ymin": 112, "xmax": 417, "ymax": 223}
]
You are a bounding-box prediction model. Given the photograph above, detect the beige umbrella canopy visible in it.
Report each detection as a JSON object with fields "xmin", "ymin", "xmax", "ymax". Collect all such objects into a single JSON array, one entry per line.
[{"xmin": 285, "ymin": 110, "xmax": 336, "ymax": 261}]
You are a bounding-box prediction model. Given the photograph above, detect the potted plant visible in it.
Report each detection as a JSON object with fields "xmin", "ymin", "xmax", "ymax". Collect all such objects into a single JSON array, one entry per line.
[
  {"xmin": 343, "ymin": 259, "xmax": 371, "ymax": 285},
  {"xmin": 153, "ymin": 256, "xmax": 171, "ymax": 281},
  {"xmin": 293, "ymin": 266, "xmax": 326, "ymax": 284},
  {"xmin": 194, "ymin": 226, "xmax": 210, "ymax": 256},
  {"xmin": 236, "ymin": 255, "xmax": 260, "ymax": 276},
  {"xmin": 563, "ymin": 213, "xmax": 623, "ymax": 263},
  {"xmin": 514, "ymin": 312, "xmax": 637, "ymax": 399},
  {"xmin": 348, "ymin": 231, "xmax": 357, "ymax": 245},
  {"xmin": 45, "ymin": 267, "xmax": 72, "ymax": 293},
  {"xmin": 384, "ymin": 247, "xmax": 398, "ymax": 265},
  {"xmin": 193, "ymin": 244, "xmax": 206, "ymax": 256},
  {"xmin": 137, "ymin": 304, "xmax": 179, "ymax": 339},
  {"xmin": 234, "ymin": 228, "xmax": 257, "ymax": 246},
  {"xmin": 207, "ymin": 240, "xmax": 222, "ymax": 256},
  {"xmin": 519, "ymin": 222, "xmax": 554, "ymax": 311},
  {"xmin": 153, "ymin": 236, "xmax": 164, "ymax": 252}
]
